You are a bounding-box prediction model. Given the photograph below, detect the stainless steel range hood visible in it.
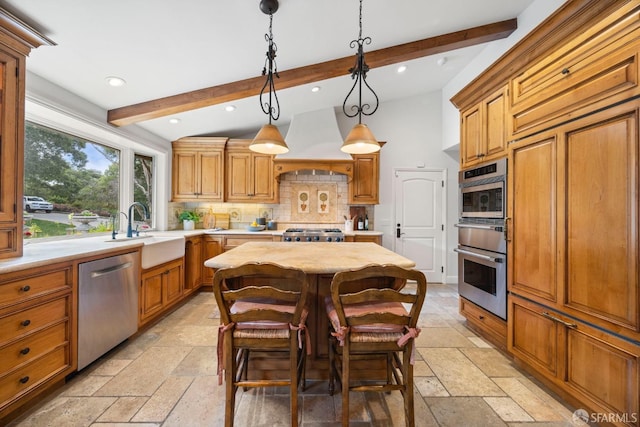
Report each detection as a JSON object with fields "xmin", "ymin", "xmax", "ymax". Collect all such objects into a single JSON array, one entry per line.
[{"xmin": 273, "ymin": 108, "xmax": 355, "ymax": 179}]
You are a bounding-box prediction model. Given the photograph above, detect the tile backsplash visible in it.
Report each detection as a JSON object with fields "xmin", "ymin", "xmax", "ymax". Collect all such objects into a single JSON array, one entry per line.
[{"xmin": 170, "ymin": 171, "xmax": 373, "ymax": 231}]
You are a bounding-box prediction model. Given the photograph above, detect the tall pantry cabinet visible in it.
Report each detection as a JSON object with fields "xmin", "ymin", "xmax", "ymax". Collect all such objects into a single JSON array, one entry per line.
[{"xmin": 452, "ymin": 1, "xmax": 640, "ymax": 424}]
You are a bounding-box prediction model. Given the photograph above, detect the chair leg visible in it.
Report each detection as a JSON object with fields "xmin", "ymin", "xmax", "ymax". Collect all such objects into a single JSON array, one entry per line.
[
  {"xmin": 290, "ymin": 337, "xmax": 299, "ymax": 427},
  {"xmin": 328, "ymin": 335, "xmax": 335, "ymax": 395},
  {"xmin": 341, "ymin": 340, "xmax": 350, "ymax": 427},
  {"xmin": 403, "ymin": 346, "xmax": 415, "ymax": 427},
  {"xmin": 225, "ymin": 344, "xmax": 236, "ymax": 427}
]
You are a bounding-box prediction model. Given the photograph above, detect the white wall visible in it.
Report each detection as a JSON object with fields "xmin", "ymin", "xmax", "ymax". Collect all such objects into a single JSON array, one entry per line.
[
  {"xmin": 441, "ymin": 0, "xmax": 567, "ymax": 150},
  {"xmin": 336, "ymin": 93, "xmax": 460, "ymax": 283}
]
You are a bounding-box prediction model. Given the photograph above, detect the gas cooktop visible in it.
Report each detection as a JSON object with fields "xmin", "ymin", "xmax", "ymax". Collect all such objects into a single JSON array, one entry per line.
[{"xmin": 282, "ymin": 228, "xmax": 345, "ymax": 242}]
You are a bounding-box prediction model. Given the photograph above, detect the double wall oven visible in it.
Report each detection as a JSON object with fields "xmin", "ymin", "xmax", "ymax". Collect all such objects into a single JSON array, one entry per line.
[{"xmin": 455, "ymin": 158, "xmax": 507, "ymax": 320}]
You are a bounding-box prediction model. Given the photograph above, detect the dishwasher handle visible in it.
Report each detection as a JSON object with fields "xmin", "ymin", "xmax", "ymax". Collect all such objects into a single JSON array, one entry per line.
[{"xmin": 90, "ymin": 262, "xmax": 133, "ymax": 278}]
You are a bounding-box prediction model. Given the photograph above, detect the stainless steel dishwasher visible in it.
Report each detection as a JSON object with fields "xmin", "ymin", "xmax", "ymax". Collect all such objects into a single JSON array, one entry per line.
[{"xmin": 78, "ymin": 252, "xmax": 139, "ymax": 370}]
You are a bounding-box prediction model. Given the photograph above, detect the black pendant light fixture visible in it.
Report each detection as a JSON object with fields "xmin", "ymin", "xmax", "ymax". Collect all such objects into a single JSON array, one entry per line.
[
  {"xmin": 249, "ymin": 0, "xmax": 289, "ymax": 154},
  {"xmin": 341, "ymin": 0, "xmax": 380, "ymax": 154}
]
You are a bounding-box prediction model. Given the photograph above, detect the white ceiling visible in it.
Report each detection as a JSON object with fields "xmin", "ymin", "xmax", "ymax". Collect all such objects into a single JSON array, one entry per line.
[{"xmin": 1, "ymin": 0, "xmax": 535, "ymax": 142}]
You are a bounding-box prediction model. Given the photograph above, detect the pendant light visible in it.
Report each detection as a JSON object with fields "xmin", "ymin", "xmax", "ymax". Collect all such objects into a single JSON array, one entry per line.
[
  {"xmin": 249, "ymin": 0, "xmax": 289, "ymax": 154},
  {"xmin": 341, "ymin": 0, "xmax": 380, "ymax": 154}
]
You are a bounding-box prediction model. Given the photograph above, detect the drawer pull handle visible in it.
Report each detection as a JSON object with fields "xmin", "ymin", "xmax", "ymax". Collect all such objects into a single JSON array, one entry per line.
[
  {"xmin": 478, "ymin": 315, "xmax": 485, "ymax": 320},
  {"xmin": 19, "ymin": 376, "xmax": 30, "ymax": 384},
  {"xmin": 20, "ymin": 347, "xmax": 30, "ymax": 355},
  {"xmin": 21, "ymin": 319, "xmax": 31, "ymax": 327},
  {"xmin": 20, "ymin": 285, "xmax": 31, "ymax": 292},
  {"xmin": 561, "ymin": 68, "xmax": 570, "ymax": 75},
  {"xmin": 542, "ymin": 311, "xmax": 577, "ymax": 328}
]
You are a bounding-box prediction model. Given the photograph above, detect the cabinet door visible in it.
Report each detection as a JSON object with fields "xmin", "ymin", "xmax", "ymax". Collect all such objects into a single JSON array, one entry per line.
[
  {"xmin": 562, "ymin": 110, "xmax": 638, "ymax": 331},
  {"xmin": 251, "ymin": 153, "xmax": 275, "ymax": 201},
  {"xmin": 0, "ymin": 51, "xmax": 21, "ymax": 258},
  {"xmin": 226, "ymin": 151, "xmax": 252, "ymax": 201},
  {"xmin": 202, "ymin": 237, "xmax": 222, "ymax": 285},
  {"xmin": 184, "ymin": 237, "xmax": 202, "ymax": 294},
  {"xmin": 349, "ymin": 153, "xmax": 379, "ymax": 204},
  {"xmin": 199, "ymin": 151, "xmax": 224, "ymax": 200},
  {"xmin": 164, "ymin": 262, "xmax": 184, "ymax": 305},
  {"xmin": 172, "ymin": 150, "xmax": 198, "ymax": 200},
  {"xmin": 509, "ymin": 133, "xmax": 558, "ymax": 303},
  {"xmin": 461, "ymin": 104, "xmax": 482, "ymax": 167},
  {"xmin": 140, "ymin": 269, "xmax": 164, "ymax": 323},
  {"xmin": 483, "ymin": 86, "xmax": 507, "ymax": 158}
]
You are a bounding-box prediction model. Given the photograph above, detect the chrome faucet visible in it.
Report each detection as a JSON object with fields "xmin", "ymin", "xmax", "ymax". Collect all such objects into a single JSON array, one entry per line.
[{"xmin": 127, "ymin": 202, "xmax": 149, "ymax": 238}]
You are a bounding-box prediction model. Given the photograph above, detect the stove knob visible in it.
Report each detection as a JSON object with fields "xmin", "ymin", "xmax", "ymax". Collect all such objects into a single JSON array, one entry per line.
[
  {"xmin": 305, "ymin": 236, "xmax": 312, "ymax": 242},
  {"xmin": 313, "ymin": 236, "xmax": 320, "ymax": 241},
  {"xmin": 295, "ymin": 236, "xmax": 301, "ymax": 241},
  {"xmin": 284, "ymin": 237, "xmax": 291, "ymax": 242},
  {"xmin": 326, "ymin": 237, "xmax": 333, "ymax": 242},
  {"xmin": 335, "ymin": 237, "xmax": 342, "ymax": 242}
]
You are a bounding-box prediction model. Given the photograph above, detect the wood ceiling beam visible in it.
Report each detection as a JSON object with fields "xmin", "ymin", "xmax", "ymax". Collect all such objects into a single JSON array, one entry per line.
[{"xmin": 107, "ymin": 19, "xmax": 517, "ymax": 127}]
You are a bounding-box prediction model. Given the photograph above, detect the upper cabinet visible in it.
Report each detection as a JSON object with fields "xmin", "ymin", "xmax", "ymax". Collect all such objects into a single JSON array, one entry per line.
[
  {"xmin": 225, "ymin": 139, "xmax": 278, "ymax": 203},
  {"xmin": 171, "ymin": 137, "xmax": 227, "ymax": 202},
  {"xmin": 460, "ymin": 85, "xmax": 508, "ymax": 168},
  {"xmin": 349, "ymin": 152, "xmax": 380, "ymax": 205},
  {"xmin": 0, "ymin": 11, "xmax": 54, "ymax": 259}
]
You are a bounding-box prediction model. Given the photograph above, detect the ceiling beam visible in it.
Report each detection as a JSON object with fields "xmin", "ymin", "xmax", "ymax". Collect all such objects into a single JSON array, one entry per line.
[{"xmin": 107, "ymin": 19, "xmax": 517, "ymax": 127}]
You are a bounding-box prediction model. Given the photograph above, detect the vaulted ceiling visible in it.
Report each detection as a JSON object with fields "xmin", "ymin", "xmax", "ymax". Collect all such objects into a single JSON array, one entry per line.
[{"xmin": 1, "ymin": 0, "xmax": 536, "ymax": 142}]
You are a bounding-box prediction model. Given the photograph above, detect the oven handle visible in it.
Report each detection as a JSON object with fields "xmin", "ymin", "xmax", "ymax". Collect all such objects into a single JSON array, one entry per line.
[
  {"xmin": 455, "ymin": 223, "xmax": 503, "ymax": 231},
  {"xmin": 453, "ymin": 248, "xmax": 504, "ymax": 263}
]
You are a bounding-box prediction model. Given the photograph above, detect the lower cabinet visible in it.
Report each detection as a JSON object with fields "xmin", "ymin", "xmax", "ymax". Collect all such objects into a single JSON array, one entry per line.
[
  {"xmin": 0, "ymin": 262, "xmax": 74, "ymax": 423},
  {"xmin": 139, "ymin": 258, "xmax": 184, "ymax": 327},
  {"xmin": 184, "ymin": 236, "xmax": 202, "ymax": 296},
  {"xmin": 345, "ymin": 234, "xmax": 382, "ymax": 245},
  {"xmin": 202, "ymin": 236, "xmax": 222, "ymax": 286},
  {"xmin": 509, "ymin": 294, "xmax": 640, "ymax": 423}
]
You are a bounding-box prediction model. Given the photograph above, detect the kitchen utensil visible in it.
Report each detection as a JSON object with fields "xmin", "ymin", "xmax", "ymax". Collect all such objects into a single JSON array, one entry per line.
[{"xmin": 344, "ymin": 219, "xmax": 354, "ymax": 232}]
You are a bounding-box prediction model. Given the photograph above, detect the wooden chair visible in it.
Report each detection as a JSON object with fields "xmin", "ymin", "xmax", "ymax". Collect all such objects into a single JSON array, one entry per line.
[
  {"xmin": 213, "ymin": 262, "xmax": 310, "ymax": 427},
  {"xmin": 325, "ymin": 264, "xmax": 427, "ymax": 427}
]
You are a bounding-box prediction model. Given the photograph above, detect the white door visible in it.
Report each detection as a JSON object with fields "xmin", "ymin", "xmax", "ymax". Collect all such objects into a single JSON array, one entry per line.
[{"xmin": 394, "ymin": 169, "xmax": 446, "ymax": 283}]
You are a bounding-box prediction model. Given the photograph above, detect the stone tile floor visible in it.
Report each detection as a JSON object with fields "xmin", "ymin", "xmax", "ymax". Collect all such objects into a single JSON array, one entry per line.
[{"xmin": 10, "ymin": 283, "xmax": 580, "ymax": 426}]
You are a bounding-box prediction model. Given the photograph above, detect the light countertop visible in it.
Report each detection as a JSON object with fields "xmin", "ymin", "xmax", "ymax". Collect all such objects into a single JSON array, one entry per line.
[{"xmin": 204, "ymin": 241, "xmax": 414, "ymax": 274}]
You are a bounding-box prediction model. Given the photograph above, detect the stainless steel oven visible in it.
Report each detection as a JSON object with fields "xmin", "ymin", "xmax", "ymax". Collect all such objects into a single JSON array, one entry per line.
[
  {"xmin": 459, "ymin": 158, "xmax": 506, "ymax": 219},
  {"xmin": 454, "ymin": 223, "xmax": 506, "ymax": 319},
  {"xmin": 456, "ymin": 158, "xmax": 508, "ymax": 319}
]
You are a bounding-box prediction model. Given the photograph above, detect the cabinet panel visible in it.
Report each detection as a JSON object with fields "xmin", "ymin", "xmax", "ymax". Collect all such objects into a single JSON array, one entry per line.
[
  {"xmin": 164, "ymin": 262, "xmax": 184, "ymax": 305},
  {"xmin": 0, "ymin": 298, "xmax": 67, "ymax": 343},
  {"xmin": 0, "ymin": 322, "xmax": 67, "ymax": 372},
  {"xmin": 199, "ymin": 151, "xmax": 224, "ymax": 199},
  {"xmin": 202, "ymin": 236, "xmax": 222, "ymax": 285},
  {"xmin": 509, "ymin": 135, "xmax": 557, "ymax": 302},
  {"xmin": 173, "ymin": 151, "xmax": 198, "ymax": 197},
  {"xmin": 171, "ymin": 137, "xmax": 226, "ymax": 202},
  {"xmin": 349, "ymin": 153, "xmax": 379, "ymax": 204},
  {"xmin": 0, "ymin": 266, "xmax": 72, "ymax": 309},
  {"xmin": 226, "ymin": 152, "xmax": 251, "ymax": 200},
  {"xmin": 184, "ymin": 236, "xmax": 202, "ymax": 295},
  {"xmin": 564, "ymin": 113, "xmax": 638, "ymax": 329},
  {"xmin": 225, "ymin": 140, "xmax": 277, "ymax": 203},
  {"xmin": 461, "ymin": 104, "xmax": 482, "ymax": 166},
  {"xmin": 140, "ymin": 271, "xmax": 163, "ymax": 322},
  {"xmin": 252, "ymin": 153, "xmax": 274, "ymax": 199}
]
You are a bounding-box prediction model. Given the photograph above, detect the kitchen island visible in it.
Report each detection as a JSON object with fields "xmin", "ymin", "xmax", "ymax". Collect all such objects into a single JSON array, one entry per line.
[{"xmin": 204, "ymin": 241, "xmax": 416, "ymax": 379}]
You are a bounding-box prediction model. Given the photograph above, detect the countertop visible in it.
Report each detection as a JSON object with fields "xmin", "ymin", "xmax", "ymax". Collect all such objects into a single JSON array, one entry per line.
[
  {"xmin": 204, "ymin": 241, "xmax": 415, "ymax": 274},
  {"xmin": 0, "ymin": 229, "xmax": 383, "ymax": 274}
]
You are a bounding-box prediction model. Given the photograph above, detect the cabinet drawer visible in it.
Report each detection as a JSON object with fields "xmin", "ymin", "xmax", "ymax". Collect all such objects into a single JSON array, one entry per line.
[
  {"xmin": 459, "ymin": 297, "xmax": 507, "ymax": 347},
  {"xmin": 0, "ymin": 298, "xmax": 69, "ymax": 344},
  {"xmin": 223, "ymin": 236, "xmax": 273, "ymax": 249},
  {"xmin": 0, "ymin": 346, "xmax": 68, "ymax": 408},
  {"xmin": 510, "ymin": 5, "xmax": 640, "ymax": 136},
  {"xmin": 0, "ymin": 322, "xmax": 67, "ymax": 374},
  {"xmin": 0, "ymin": 267, "xmax": 72, "ymax": 309}
]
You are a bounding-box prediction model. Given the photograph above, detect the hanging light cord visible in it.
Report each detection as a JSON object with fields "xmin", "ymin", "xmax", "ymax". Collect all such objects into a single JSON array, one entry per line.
[
  {"xmin": 342, "ymin": 0, "xmax": 379, "ymax": 124},
  {"xmin": 259, "ymin": 11, "xmax": 280, "ymax": 124}
]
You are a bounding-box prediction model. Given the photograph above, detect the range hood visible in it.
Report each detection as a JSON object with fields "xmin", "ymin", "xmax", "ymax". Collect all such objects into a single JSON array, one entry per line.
[{"xmin": 274, "ymin": 108, "xmax": 354, "ymax": 179}]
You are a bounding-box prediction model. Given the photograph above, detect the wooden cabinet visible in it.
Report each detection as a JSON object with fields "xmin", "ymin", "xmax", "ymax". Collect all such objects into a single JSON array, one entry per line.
[
  {"xmin": 509, "ymin": 295, "xmax": 639, "ymax": 421},
  {"xmin": 510, "ymin": 2, "xmax": 640, "ymax": 138},
  {"xmin": 222, "ymin": 234, "xmax": 278, "ymax": 251},
  {"xmin": 349, "ymin": 152, "xmax": 380, "ymax": 204},
  {"xmin": 184, "ymin": 236, "xmax": 203, "ymax": 296},
  {"xmin": 345, "ymin": 233, "xmax": 382, "ymax": 245},
  {"xmin": 225, "ymin": 139, "xmax": 278, "ymax": 203},
  {"xmin": 202, "ymin": 236, "xmax": 223, "ymax": 286},
  {"xmin": 171, "ymin": 137, "xmax": 227, "ymax": 201},
  {"xmin": 0, "ymin": 14, "xmax": 52, "ymax": 259},
  {"xmin": 139, "ymin": 258, "xmax": 184, "ymax": 326},
  {"xmin": 459, "ymin": 297, "xmax": 506, "ymax": 350},
  {"xmin": 0, "ymin": 262, "xmax": 74, "ymax": 422},
  {"xmin": 460, "ymin": 85, "xmax": 508, "ymax": 168}
]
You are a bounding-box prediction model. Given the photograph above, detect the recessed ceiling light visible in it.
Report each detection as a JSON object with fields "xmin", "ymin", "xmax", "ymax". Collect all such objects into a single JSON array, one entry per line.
[
  {"xmin": 225, "ymin": 105, "xmax": 236, "ymax": 112},
  {"xmin": 397, "ymin": 65, "xmax": 407, "ymax": 73},
  {"xmin": 105, "ymin": 76, "xmax": 126, "ymax": 87},
  {"xmin": 437, "ymin": 57, "xmax": 447, "ymax": 66},
  {"xmin": 168, "ymin": 118, "xmax": 181, "ymax": 124},
  {"xmin": 311, "ymin": 86, "xmax": 321, "ymax": 93}
]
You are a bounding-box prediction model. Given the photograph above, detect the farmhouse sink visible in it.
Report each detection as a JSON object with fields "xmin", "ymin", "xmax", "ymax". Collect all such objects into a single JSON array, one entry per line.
[{"xmin": 106, "ymin": 235, "xmax": 185, "ymax": 269}]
